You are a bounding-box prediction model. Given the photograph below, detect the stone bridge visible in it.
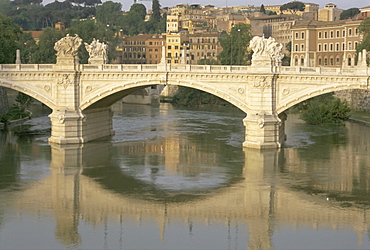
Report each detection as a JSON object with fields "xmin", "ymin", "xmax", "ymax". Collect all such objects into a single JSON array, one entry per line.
[{"xmin": 0, "ymin": 35, "xmax": 369, "ymax": 149}]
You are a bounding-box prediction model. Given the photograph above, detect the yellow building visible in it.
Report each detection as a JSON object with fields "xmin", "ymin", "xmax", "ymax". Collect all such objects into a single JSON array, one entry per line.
[{"xmin": 166, "ymin": 33, "xmax": 188, "ymax": 64}]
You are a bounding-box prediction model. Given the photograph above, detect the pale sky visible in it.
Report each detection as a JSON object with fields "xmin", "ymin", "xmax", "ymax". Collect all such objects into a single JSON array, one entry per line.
[{"xmin": 116, "ymin": 0, "xmax": 369, "ymax": 11}]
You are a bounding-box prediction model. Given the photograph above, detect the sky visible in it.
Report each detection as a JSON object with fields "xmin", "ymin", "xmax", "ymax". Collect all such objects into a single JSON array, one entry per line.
[{"xmin": 114, "ymin": 0, "xmax": 370, "ymax": 11}]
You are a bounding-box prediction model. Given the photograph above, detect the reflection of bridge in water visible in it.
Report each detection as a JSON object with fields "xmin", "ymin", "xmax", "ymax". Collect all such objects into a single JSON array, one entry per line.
[{"xmin": 2, "ymin": 141, "xmax": 369, "ymax": 249}]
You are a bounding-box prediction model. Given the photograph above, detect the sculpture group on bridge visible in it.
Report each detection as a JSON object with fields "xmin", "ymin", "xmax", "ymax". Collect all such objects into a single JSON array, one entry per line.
[
  {"xmin": 84, "ymin": 38, "xmax": 108, "ymax": 64},
  {"xmin": 54, "ymin": 34, "xmax": 108, "ymax": 64},
  {"xmin": 54, "ymin": 34, "xmax": 83, "ymax": 57},
  {"xmin": 249, "ymin": 36, "xmax": 284, "ymax": 67}
]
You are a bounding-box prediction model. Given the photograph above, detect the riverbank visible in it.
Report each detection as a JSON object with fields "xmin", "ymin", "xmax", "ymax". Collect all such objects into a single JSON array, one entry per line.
[{"xmin": 349, "ymin": 111, "xmax": 370, "ymax": 126}]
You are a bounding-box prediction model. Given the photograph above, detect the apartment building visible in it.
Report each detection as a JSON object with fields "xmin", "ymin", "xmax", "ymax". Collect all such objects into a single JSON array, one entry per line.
[
  {"xmin": 186, "ymin": 33, "xmax": 222, "ymax": 64},
  {"xmin": 290, "ymin": 20, "xmax": 363, "ymax": 67},
  {"xmin": 166, "ymin": 33, "xmax": 188, "ymax": 64},
  {"xmin": 120, "ymin": 34, "xmax": 165, "ymax": 64}
]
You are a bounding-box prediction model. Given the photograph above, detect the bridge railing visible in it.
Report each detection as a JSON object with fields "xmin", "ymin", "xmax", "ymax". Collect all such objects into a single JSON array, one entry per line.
[
  {"xmin": 0, "ymin": 64, "xmax": 54, "ymax": 71},
  {"xmin": 1, "ymin": 63, "xmax": 368, "ymax": 75}
]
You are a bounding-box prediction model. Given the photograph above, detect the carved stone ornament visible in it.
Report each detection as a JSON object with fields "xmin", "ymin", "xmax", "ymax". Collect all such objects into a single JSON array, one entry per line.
[
  {"xmin": 57, "ymin": 74, "xmax": 74, "ymax": 89},
  {"xmin": 84, "ymin": 38, "xmax": 108, "ymax": 64},
  {"xmin": 253, "ymin": 76, "xmax": 271, "ymax": 92},
  {"xmin": 54, "ymin": 34, "xmax": 83, "ymax": 57}
]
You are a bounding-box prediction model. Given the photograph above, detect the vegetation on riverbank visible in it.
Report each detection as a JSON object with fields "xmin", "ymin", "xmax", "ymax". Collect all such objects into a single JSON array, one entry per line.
[
  {"xmin": 0, "ymin": 92, "xmax": 33, "ymax": 125},
  {"xmin": 290, "ymin": 93, "xmax": 351, "ymax": 125}
]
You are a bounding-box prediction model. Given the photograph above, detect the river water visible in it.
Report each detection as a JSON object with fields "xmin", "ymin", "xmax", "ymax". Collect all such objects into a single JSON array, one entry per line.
[{"xmin": 0, "ymin": 102, "xmax": 370, "ymax": 250}]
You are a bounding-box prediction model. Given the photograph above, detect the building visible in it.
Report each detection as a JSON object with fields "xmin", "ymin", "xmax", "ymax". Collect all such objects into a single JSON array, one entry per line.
[
  {"xmin": 318, "ymin": 3, "xmax": 342, "ymax": 21},
  {"xmin": 290, "ymin": 20, "xmax": 363, "ymax": 67},
  {"xmin": 120, "ymin": 34, "xmax": 165, "ymax": 64},
  {"xmin": 166, "ymin": 33, "xmax": 188, "ymax": 64},
  {"xmin": 359, "ymin": 5, "xmax": 370, "ymax": 19},
  {"xmin": 186, "ymin": 33, "xmax": 222, "ymax": 64}
]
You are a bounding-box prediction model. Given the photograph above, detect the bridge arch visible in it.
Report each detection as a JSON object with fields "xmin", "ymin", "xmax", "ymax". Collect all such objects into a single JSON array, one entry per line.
[
  {"xmin": 277, "ymin": 85, "xmax": 365, "ymax": 115},
  {"xmin": 0, "ymin": 78, "xmax": 56, "ymax": 109},
  {"xmin": 81, "ymin": 79, "xmax": 251, "ymax": 114}
]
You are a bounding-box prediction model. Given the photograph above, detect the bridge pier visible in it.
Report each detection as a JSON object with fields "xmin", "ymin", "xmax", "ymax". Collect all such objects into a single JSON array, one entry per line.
[
  {"xmin": 48, "ymin": 107, "xmax": 115, "ymax": 144},
  {"xmin": 243, "ymin": 112, "xmax": 286, "ymax": 149}
]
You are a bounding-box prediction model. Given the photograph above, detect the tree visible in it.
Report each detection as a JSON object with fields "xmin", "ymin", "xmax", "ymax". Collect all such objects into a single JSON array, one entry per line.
[
  {"xmin": 0, "ymin": 14, "xmax": 20, "ymax": 117},
  {"xmin": 340, "ymin": 8, "xmax": 360, "ymax": 20},
  {"xmin": 280, "ymin": 1, "xmax": 305, "ymax": 14},
  {"xmin": 299, "ymin": 94, "xmax": 351, "ymax": 125},
  {"xmin": 18, "ymin": 32, "xmax": 38, "ymax": 63},
  {"xmin": 96, "ymin": 1, "xmax": 123, "ymax": 26},
  {"xmin": 151, "ymin": 0, "xmax": 161, "ymax": 22},
  {"xmin": 260, "ymin": 4, "xmax": 266, "ymax": 14},
  {"xmin": 217, "ymin": 23, "xmax": 252, "ymax": 65},
  {"xmin": 0, "ymin": 14, "xmax": 22, "ymax": 63},
  {"xmin": 32, "ymin": 27, "xmax": 64, "ymax": 63}
]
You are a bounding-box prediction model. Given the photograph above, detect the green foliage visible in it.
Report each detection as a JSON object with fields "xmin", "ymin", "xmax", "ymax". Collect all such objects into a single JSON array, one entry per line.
[
  {"xmin": 0, "ymin": 92, "xmax": 33, "ymax": 124},
  {"xmin": 151, "ymin": 0, "xmax": 161, "ymax": 22},
  {"xmin": 0, "ymin": 14, "xmax": 22, "ymax": 63},
  {"xmin": 198, "ymin": 58, "xmax": 219, "ymax": 65},
  {"xmin": 299, "ymin": 94, "xmax": 351, "ymax": 125},
  {"xmin": 217, "ymin": 23, "xmax": 252, "ymax": 65},
  {"xmin": 280, "ymin": 1, "xmax": 305, "ymax": 14},
  {"xmin": 340, "ymin": 8, "xmax": 360, "ymax": 20},
  {"xmin": 19, "ymin": 32, "xmax": 38, "ymax": 63},
  {"xmin": 172, "ymin": 86, "xmax": 230, "ymax": 107},
  {"xmin": 260, "ymin": 4, "xmax": 266, "ymax": 14},
  {"xmin": 96, "ymin": 1, "xmax": 123, "ymax": 26},
  {"xmin": 32, "ymin": 27, "xmax": 64, "ymax": 63}
]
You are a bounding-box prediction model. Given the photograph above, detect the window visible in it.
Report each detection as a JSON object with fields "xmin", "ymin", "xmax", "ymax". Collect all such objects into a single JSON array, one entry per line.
[
  {"xmin": 301, "ymin": 32, "xmax": 305, "ymax": 39},
  {"xmin": 349, "ymin": 28, "xmax": 352, "ymax": 36},
  {"xmin": 336, "ymin": 30, "xmax": 340, "ymax": 37},
  {"xmin": 348, "ymin": 42, "xmax": 352, "ymax": 50},
  {"xmin": 318, "ymin": 32, "xmax": 322, "ymax": 38},
  {"xmin": 295, "ymin": 32, "xmax": 299, "ymax": 39},
  {"xmin": 295, "ymin": 44, "xmax": 298, "ymax": 51},
  {"xmin": 336, "ymin": 56, "xmax": 340, "ymax": 65},
  {"xmin": 324, "ymin": 58, "xmax": 328, "ymax": 66},
  {"xmin": 318, "ymin": 44, "xmax": 322, "ymax": 51},
  {"xmin": 342, "ymin": 42, "xmax": 345, "ymax": 50},
  {"xmin": 324, "ymin": 44, "xmax": 327, "ymax": 51},
  {"xmin": 330, "ymin": 43, "xmax": 333, "ymax": 51},
  {"xmin": 330, "ymin": 57, "xmax": 334, "ymax": 65},
  {"xmin": 149, "ymin": 42, "xmax": 153, "ymax": 45},
  {"xmin": 336, "ymin": 43, "xmax": 339, "ymax": 51},
  {"xmin": 168, "ymin": 45, "xmax": 171, "ymax": 49},
  {"xmin": 324, "ymin": 31, "xmax": 328, "ymax": 38},
  {"xmin": 330, "ymin": 31, "xmax": 334, "ymax": 38},
  {"xmin": 318, "ymin": 57, "xmax": 322, "ymax": 65},
  {"xmin": 301, "ymin": 44, "xmax": 304, "ymax": 51},
  {"xmin": 343, "ymin": 30, "xmax": 346, "ymax": 37},
  {"xmin": 300, "ymin": 57, "xmax": 304, "ymax": 66}
]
